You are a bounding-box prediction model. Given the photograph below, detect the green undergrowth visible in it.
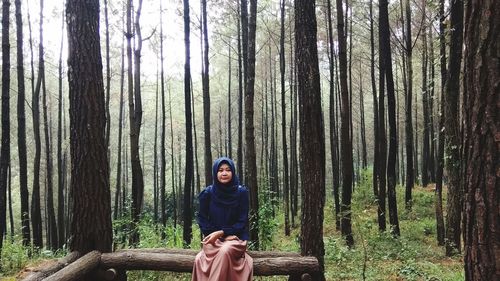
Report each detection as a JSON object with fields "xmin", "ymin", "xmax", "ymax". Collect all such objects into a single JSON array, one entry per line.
[{"xmin": 1, "ymin": 170, "xmax": 463, "ymax": 280}]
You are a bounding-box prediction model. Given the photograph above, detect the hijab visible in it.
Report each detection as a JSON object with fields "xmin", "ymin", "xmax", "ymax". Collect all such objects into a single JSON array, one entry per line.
[{"xmin": 210, "ymin": 157, "xmax": 240, "ymax": 207}]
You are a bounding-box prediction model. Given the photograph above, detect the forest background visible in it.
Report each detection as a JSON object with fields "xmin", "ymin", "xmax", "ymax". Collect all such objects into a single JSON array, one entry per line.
[{"xmin": 0, "ymin": 0, "xmax": 497, "ymax": 280}]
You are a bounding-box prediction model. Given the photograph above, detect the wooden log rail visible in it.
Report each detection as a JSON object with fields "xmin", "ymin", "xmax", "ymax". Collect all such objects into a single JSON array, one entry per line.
[{"xmin": 26, "ymin": 248, "xmax": 319, "ymax": 281}]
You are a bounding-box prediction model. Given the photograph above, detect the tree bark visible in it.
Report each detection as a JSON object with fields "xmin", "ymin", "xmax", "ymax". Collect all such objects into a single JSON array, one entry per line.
[
  {"xmin": 104, "ymin": 0, "xmax": 111, "ymax": 154},
  {"xmin": 269, "ymin": 44, "xmax": 278, "ymax": 210},
  {"xmin": 444, "ymin": 0, "xmax": 463, "ymax": 256},
  {"xmin": 66, "ymin": 0, "xmax": 113, "ymax": 255},
  {"xmin": 462, "ymin": 0, "xmax": 499, "ymax": 278},
  {"xmin": 201, "ymin": 0, "xmax": 213, "ymax": 187},
  {"xmin": 127, "ymin": 0, "xmax": 145, "ymax": 246},
  {"xmin": 153, "ymin": 68, "xmax": 159, "ymax": 223},
  {"xmin": 114, "ymin": 10, "xmax": 126, "ymax": 221},
  {"xmin": 43, "ymin": 30, "xmax": 58, "ymax": 249},
  {"xmin": 100, "ymin": 251, "xmax": 319, "ymax": 276},
  {"xmin": 404, "ymin": 0, "xmax": 414, "ymax": 209},
  {"xmin": 370, "ymin": 0, "xmax": 379, "ymax": 199},
  {"xmin": 227, "ymin": 44, "xmax": 232, "ymax": 159},
  {"xmin": 325, "ymin": 0, "xmax": 340, "ymax": 230},
  {"xmin": 279, "ymin": 0, "xmax": 290, "ymax": 236},
  {"xmin": 335, "ymin": 0, "xmax": 354, "ymax": 246},
  {"xmin": 159, "ymin": 0, "xmax": 167, "ymax": 239},
  {"xmin": 377, "ymin": 0, "xmax": 387, "ymax": 233},
  {"xmin": 0, "ymin": 0, "xmax": 10, "ymax": 255},
  {"xmin": 44, "ymin": 251, "xmax": 101, "ymax": 281},
  {"xmin": 169, "ymin": 88, "xmax": 177, "ymax": 228},
  {"xmin": 31, "ymin": 0, "xmax": 44, "ymax": 250},
  {"xmin": 244, "ymin": 0, "xmax": 260, "ymax": 248},
  {"xmin": 421, "ymin": 8, "xmax": 430, "ymax": 187},
  {"xmin": 380, "ymin": 0, "xmax": 400, "ymax": 236},
  {"xmin": 22, "ymin": 252, "xmax": 81, "ymax": 281},
  {"xmin": 237, "ymin": 1, "xmax": 244, "ymax": 182},
  {"xmin": 428, "ymin": 25, "xmax": 436, "ymax": 184},
  {"xmin": 359, "ymin": 65, "xmax": 367, "ymax": 169},
  {"xmin": 434, "ymin": 0, "xmax": 446, "ymax": 246},
  {"xmin": 295, "ymin": 1, "xmax": 326, "ymax": 279},
  {"xmin": 289, "ymin": 19, "xmax": 298, "ymax": 227},
  {"xmin": 182, "ymin": 0, "xmax": 194, "ymax": 246},
  {"xmin": 8, "ymin": 165, "xmax": 13, "ymax": 240},
  {"xmin": 57, "ymin": 3, "xmax": 66, "ymax": 249},
  {"xmin": 15, "ymin": 0, "xmax": 31, "ymax": 248}
]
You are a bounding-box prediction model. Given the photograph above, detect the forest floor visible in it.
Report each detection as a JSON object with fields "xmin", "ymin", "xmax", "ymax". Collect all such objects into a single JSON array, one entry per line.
[{"xmin": 1, "ymin": 176, "xmax": 463, "ymax": 281}]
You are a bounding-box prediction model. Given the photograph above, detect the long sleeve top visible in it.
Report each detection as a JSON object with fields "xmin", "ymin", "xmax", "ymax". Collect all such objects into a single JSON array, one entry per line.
[{"xmin": 196, "ymin": 185, "xmax": 249, "ymax": 241}]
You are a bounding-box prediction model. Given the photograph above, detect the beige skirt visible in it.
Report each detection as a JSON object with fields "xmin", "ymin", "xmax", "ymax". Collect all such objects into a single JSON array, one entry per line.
[{"xmin": 192, "ymin": 239, "xmax": 253, "ymax": 281}]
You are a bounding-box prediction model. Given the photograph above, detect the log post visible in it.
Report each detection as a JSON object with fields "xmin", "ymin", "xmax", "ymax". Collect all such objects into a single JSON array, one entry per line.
[
  {"xmin": 22, "ymin": 252, "xmax": 81, "ymax": 281},
  {"xmin": 42, "ymin": 251, "xmax": 101, "ymax": 281},
  {"xmin": 24, "ymin": 249, "xmax": 319, "ymax": 280},
  {"xmin": 100, "ymin": 252, "xmax": 319, "ymax": 276}
]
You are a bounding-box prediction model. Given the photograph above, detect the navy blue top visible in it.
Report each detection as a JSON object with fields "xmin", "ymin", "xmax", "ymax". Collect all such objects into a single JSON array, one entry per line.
[{"xmin": 196, "ymin": 157, "xmax": 250, "ymax": 241}]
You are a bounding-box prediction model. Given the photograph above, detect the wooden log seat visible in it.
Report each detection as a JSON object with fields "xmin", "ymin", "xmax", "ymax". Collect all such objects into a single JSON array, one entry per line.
[
  {"xmin": 31, "ymin": 248, "xmax": 320, "ymax": 281},
  {"xmin": 103, "ymin": 248, "xmax": 320, "ymax": 277}
]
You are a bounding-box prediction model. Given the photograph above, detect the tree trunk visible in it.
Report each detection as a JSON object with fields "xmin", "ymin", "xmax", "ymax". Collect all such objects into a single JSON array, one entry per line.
[
  {"xmin": 421, "ymin": 9, "xmax": 430, "ymax": 187},
  {"xmin": 404, "ymin": 0, "xmax": 414, "ymax": 209},
  {"xmin": 201, "ymin": 0, "xmax": 213, "ymax": 187},
  {"xmin": 434, "ymin": 0, "xmax": 446, "ymax": 246},
  {"xmin": 325, "ymin": 0, "xmax": 340, "ymax": 231},
  {"xmin": 42, "ymin": 27, "xmax": 58, "ymax": 250},
  {"xmin": 462, "ymin": 0, "xmax": 499, "ymax": 278},
  {"xmin": 428, "ymin": 25, "xmax": 436, "ymax": 184},
  {"xmin": 159, "ymin": 0, "xmax": 167, "ymax": 239},
  {"xmin": 244, "ymin": 0, "xmax": 259, "ymax": 248},
  {"xmin": 177, "ymin": 136, "xmax": 183, "ymax": 227},
  {"xmin": 377, "ymin": 1, "xmax": 387, "ymax": 232},
  {"xmin": 269, "ymin": 45, "xmax": 278, "ymax": 211},
  {"xmin": 237, "ymin": 1, "xmax": 244, "ymax": 182},
  {"xmin": 66, "ymin": 0, "xmax": 112, "ymax": 256},
  {"xmin": 114, "ymin": 11, "xmax": 126, "ymax": 221},
  {"xmin": 369, "ymin": 0, "xmax": 379, "ymax": 199},
  {"xmin": 335, "ymin": 0, "xmax": 354, "ymax": 246},
  {"xmin": 380, "ymin": 0, "xmax": 400, "ymax": 236},
  {"xmin": 279, "ymin": 0, "xmax": 289, "ymax": 236},
  {"xmin": 289, "ymin": 19, "xmax": 298, "ymax": 228},
  {"xmin": 153, "ymin": 68, "xmax": 159, "ymax": 223},
  {"xmin": 295, "ymin": 1, "xmax": 326, "ymax": 279},
  {"xmin": 104, "ymin": 0, "xmax": 111, "ymax": 156},
  {"xmin": 227, "ymin": 44, "xmax": 232, "ymax": 159},
  {"xmin": 444, "ymin": 0, "xmax": 463, "ymax": 256},
  {"xmin": 359, "ymin": 63, "xmax": 367, "ymax": 169},
  {"xmin": 192, "ymin": 77, "xmax": 201, "ymax": 202},
  {"xmin": 347, "ymin": 4, "xmax": 354, "ymax": 187},
  {"xmin": 128, "ymin": 0, "xmax": 145, "ymax": 246},
  {"xmin": 169, "ymin": 88, "xmax": 177, "ymax": 228},
  {"xmin": 8, "ymin": 165, "xmax": 13, "ymax": 240},
  {"xmin": 336, "ymin": 0, "xmax": 354, "ymax": 247},
  {"xmin": 57, "ymin": 4, "xmax": 66, "ymax": 250},
  {"xmin": 0, "ymin": 0, "xmax": 10, "ymax": 255},
  {"xmin": 182, "ymin": 0, "xmax": 194, "ymax": 246},
  {"xmin": 15, "ymin": 0, "xmax": 31, "ymax": 248},
  {"xmin": 414, "ymin": 88, "xmax": 419, "ymax": 184},
  {"xmin": 262, "ymin": 70, "xmax": 270, "ymax": 188},
  {"xmin": 31, "ymin": 0, "xmax": 44, "ymax": 250}
]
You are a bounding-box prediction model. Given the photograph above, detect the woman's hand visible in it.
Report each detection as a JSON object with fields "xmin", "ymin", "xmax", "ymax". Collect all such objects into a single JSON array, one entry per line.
[
  {"xmin": 224, "ymin": 235, "xmax": 239, "ymax": 241},
  {"xmin": 202, "ymin": 230, "xmax": 224, "ymax": 244}
]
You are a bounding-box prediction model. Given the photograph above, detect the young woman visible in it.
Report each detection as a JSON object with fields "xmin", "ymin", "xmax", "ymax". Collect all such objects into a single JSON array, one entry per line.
[{"xmin": 192, "ymin": 157, "xmax": 253, "ymax": 281}]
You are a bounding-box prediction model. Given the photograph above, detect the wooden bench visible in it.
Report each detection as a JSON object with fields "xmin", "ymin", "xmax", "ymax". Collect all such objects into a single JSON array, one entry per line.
[{"xmin": 22, "ymin": 248, "xmax": 320, "ymax": 281}]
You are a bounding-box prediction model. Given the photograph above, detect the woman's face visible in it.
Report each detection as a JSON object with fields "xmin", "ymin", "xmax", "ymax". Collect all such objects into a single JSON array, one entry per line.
[{"xmin": 217, "ymin": 163, "xmax": 233, "ymax": 184}]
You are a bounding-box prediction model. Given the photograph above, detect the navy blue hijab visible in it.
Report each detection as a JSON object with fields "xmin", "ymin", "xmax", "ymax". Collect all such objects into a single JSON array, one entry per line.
[{"xmin": 210, "ymin": 157, "xmax": 240, "ymax": 207}]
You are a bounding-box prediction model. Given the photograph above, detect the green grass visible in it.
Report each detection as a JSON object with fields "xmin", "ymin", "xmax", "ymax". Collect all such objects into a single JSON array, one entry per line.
[{"xmin": 1, "ymin": 171, "xmax": 463, "ymax": 280}]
